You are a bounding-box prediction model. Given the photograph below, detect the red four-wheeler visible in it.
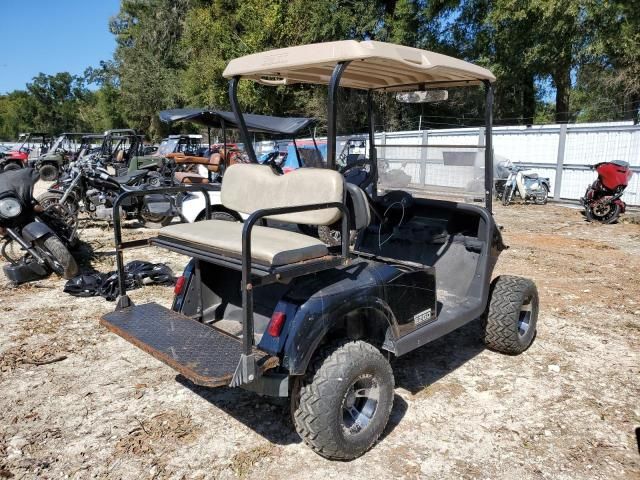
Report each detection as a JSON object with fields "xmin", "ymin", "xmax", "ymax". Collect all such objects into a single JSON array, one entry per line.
[
  {"xmin": 0, "ymin": 133, "xmax": 52, "ymax": 172},
  {"xmin": 100, "ymin": 41, "xmax": 539, "ymax": 460}
]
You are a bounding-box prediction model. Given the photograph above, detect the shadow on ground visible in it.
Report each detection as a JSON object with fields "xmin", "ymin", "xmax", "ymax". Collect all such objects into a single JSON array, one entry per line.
[
  {"xmin": 174, "ymin": 319, "xmax": 485, "ymax": 447},
  {"xmin": 392, "ymin": 318, "xmax": 486, "ymax": 394}
]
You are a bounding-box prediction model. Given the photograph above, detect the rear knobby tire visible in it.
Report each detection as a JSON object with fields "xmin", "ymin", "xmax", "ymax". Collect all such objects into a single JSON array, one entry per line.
[
  {"xmin": 37, "ymin": 235, "xmax": 78, "ymax": 279},
  {"xmin": 292, "ymin": 340, "xmax": 394, "ymax": 460},
  {"xmin": 483, "ymin": 275, "xmax": 538, "ymax": 354}
]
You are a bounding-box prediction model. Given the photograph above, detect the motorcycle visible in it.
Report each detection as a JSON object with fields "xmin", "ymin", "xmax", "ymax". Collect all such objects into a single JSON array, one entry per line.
[
  {"xmin": 37, "ymin": 158, "xmax": 180, "ymax": 229},
  {"xmin": 0, "ymin": 168, "xmax": 78, "ymax": 283},
  {"xmin": 581, "ymin": 160, "xmax": 633, "ymax": 224},
  {"xmin": 496, "ymin": 166, "xmax": 550, "ymax": 206}
]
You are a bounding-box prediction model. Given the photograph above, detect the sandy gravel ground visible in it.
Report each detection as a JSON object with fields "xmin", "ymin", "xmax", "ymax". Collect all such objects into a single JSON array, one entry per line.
[{"xmin": 0, "ymin": 182, "xmax": 639, "ymax": 479}]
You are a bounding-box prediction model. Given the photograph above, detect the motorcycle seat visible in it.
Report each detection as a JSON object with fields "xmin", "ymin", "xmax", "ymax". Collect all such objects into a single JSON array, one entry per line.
[
  {"xmin": 522, "ymin": 173, "xmax": 538, "ymax": 179},
  {"xmin": 113, "ymin": 170, "xmax": 148, "ymax": 185}
]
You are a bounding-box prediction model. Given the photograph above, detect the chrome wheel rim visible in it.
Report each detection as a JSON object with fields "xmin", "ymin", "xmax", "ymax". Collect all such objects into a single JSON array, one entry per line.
[
  {"xmin": 341, "ymin": 374, "xmax": 380, "ymax": 436},
  {"xmin": 518, "ymin": 298, "xmax": 533, "ymax": 337},
  {"xmin": 593, "ymin": 202, "xmax": 612, "ymax": 217}
]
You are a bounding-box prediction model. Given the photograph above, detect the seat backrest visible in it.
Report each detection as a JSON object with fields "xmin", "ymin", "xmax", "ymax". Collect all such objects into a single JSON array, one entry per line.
[
  {"xmin": 346, "ymin": 183, "xmax": 371, "ymax": 230},
  {"xmin": 221, "ymin": 164, "xmax": 343, "ymax": 226}
]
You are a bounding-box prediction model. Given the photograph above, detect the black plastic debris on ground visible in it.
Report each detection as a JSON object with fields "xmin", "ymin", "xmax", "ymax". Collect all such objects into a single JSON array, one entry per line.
[{"xmin": 64, "ymin": 261, "xmax": 174, "ymax": 301}]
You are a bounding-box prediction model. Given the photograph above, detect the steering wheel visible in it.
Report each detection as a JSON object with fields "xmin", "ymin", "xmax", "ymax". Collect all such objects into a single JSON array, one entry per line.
[
  {"xmin": 380, "ymin": 190, "xmax": 413, "ymax": 210},
  {"xmin": 263, "ymin": 151, "xmax": 284, "ymax": 175}
]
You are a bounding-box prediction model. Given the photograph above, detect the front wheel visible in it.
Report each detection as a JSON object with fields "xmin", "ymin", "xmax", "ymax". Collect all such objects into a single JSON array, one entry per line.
[
  {"xmin": 292, "ymin": 340, "xmax": 394, "ymax": 460},
  {"xmin": 502, "ymin": 185, "xmax": 513, "ymax": 206},
  {"xmin": 483, "ymin": 275, "xmax": 539, "ymax": 354},
  {"xmin": 36, "ymin": 235, "xmax": 78, "ymax": 279},
  {"xmin": 585, "ymin": 201, "xmax": 621, "ymax": 224}
]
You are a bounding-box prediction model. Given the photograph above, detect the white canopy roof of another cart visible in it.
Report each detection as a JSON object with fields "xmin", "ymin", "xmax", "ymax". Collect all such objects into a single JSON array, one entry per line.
[{"xmin": 223, "ymin": 40, "xmax": 496, "ymax": 90}]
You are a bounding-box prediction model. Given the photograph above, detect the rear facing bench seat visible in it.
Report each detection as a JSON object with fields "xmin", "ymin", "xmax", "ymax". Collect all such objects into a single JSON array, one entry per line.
[
  {"xmin": 159, "ymin": 220, "xmax": 328, "ymax": 267},
  {"xmin": 154, "ymin": 163, "xmax": 345, "ymax": 273}
]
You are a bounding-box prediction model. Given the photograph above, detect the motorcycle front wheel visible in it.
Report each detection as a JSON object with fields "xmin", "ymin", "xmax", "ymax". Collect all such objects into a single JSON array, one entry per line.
[
  {"xmin": 37, "ymin": 191, "xmax": 79, "ymax": 245},
  {"xmin": 36, "ymin": 235, "xmax": 78, "ymax": 279},
  {"xmin": 586, "ymin": 202, "xmax": 621, "ymax": 224},
  {"xmin": 502, "ymin": 185, "xmax": 513, "ymax": 206}
]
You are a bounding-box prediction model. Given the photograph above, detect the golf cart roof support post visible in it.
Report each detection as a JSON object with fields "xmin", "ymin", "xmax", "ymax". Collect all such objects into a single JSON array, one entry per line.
[
  {"xmin": 311, "ymin": 128, "xmax": 320, "ymax": 154},
  {"xmin": 221, "ymin": 119, "xmax": 227, "ymax": 154},
  {"xmin": 292, "ymin": 138, "xmax": 301, "ymax": 165},
  {"xmin": 229, "ymin": 76, "xmax": 257, "ymax": 163},
  {"xmin": 207, "ymin": 126, "xmax": 211, "ymax": 147},
  {"xmin": 367, "ymin": 90, "xmax": 378, "ymax": 198},
  {"xmin": 484, "ymin": 80, "xmax": 494, "ymax": 213},
  {"xmin": 327, "ymin": 62, "xmax": 350, "ymax": 170}
]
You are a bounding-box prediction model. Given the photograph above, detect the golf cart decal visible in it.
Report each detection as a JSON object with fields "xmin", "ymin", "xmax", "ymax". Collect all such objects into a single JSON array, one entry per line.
[{"xmin": 413, "ymin": 308, "xmax": 434, "ymax": 325}]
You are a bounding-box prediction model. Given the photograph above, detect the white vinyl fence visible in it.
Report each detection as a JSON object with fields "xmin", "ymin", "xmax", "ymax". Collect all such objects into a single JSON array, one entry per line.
[{"xmin": 372, "ymin": 121, "xmax": 640, "ymax": 206}]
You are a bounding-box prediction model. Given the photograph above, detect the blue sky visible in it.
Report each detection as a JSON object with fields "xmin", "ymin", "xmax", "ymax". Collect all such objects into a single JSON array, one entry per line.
[{"xmin": 0, "ymin": 0, "xmax": 120, "ymax": 93}]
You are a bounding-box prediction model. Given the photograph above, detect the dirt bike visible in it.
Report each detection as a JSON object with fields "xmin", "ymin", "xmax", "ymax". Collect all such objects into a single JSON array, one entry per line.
[
  {"xmin": 581, "ymin": 160, "xmax": 633, "ymax": 224},
  {"xmin": 0, "ymin": 168, "xmax": 78, "ymax": 283}
]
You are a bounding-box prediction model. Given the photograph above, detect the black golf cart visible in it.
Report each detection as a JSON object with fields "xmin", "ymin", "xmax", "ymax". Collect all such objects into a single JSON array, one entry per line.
[{"xmin": 101, "ymin": 40, "xmax": 539, "ymax": 460}]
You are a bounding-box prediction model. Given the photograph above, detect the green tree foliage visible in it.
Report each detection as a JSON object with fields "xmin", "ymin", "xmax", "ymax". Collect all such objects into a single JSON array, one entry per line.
[
  {"xmin": 110, "ymin": 0, "xmax": 191, "ymax": 138},
  {"xmin": 1, "ymin": 0, "xmax": 638, "ymax": 140}
]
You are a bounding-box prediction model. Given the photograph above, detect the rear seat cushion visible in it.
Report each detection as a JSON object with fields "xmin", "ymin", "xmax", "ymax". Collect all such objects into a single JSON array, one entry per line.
[
  {"xmin": 159, "ymin": 220, "xmax": 328, "ymax": 267},
  {"xmin": 221, "ymin": 164, "xmax": 344, "ymax": 226}
]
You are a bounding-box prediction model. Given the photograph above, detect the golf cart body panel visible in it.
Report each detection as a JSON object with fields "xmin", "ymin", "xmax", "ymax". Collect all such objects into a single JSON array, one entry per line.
[{"xmin": 172, "ymin": 192, "xmax": 502, "ymax": 374}]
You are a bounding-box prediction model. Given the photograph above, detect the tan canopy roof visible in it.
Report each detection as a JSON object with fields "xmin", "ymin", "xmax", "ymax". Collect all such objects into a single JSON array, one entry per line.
[{"xmin": 223, "ymin": 40, "xmax": 495, "ymax": 90}]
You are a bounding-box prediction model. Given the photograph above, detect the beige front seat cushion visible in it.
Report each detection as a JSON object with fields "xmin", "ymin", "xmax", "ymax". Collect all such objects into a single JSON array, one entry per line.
[
  {"xmin": 221, "ymin": 164, "xmax": 343, "ymax": 225},
  {"xmin": 159, "ymin": 220, "xmax": 328, "ymax": 267}
]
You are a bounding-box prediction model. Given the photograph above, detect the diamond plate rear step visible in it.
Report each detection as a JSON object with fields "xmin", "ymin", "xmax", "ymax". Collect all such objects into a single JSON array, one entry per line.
[{"xmin": 100, "ymin": 302, "xmax": 278, "ymax": 387}]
